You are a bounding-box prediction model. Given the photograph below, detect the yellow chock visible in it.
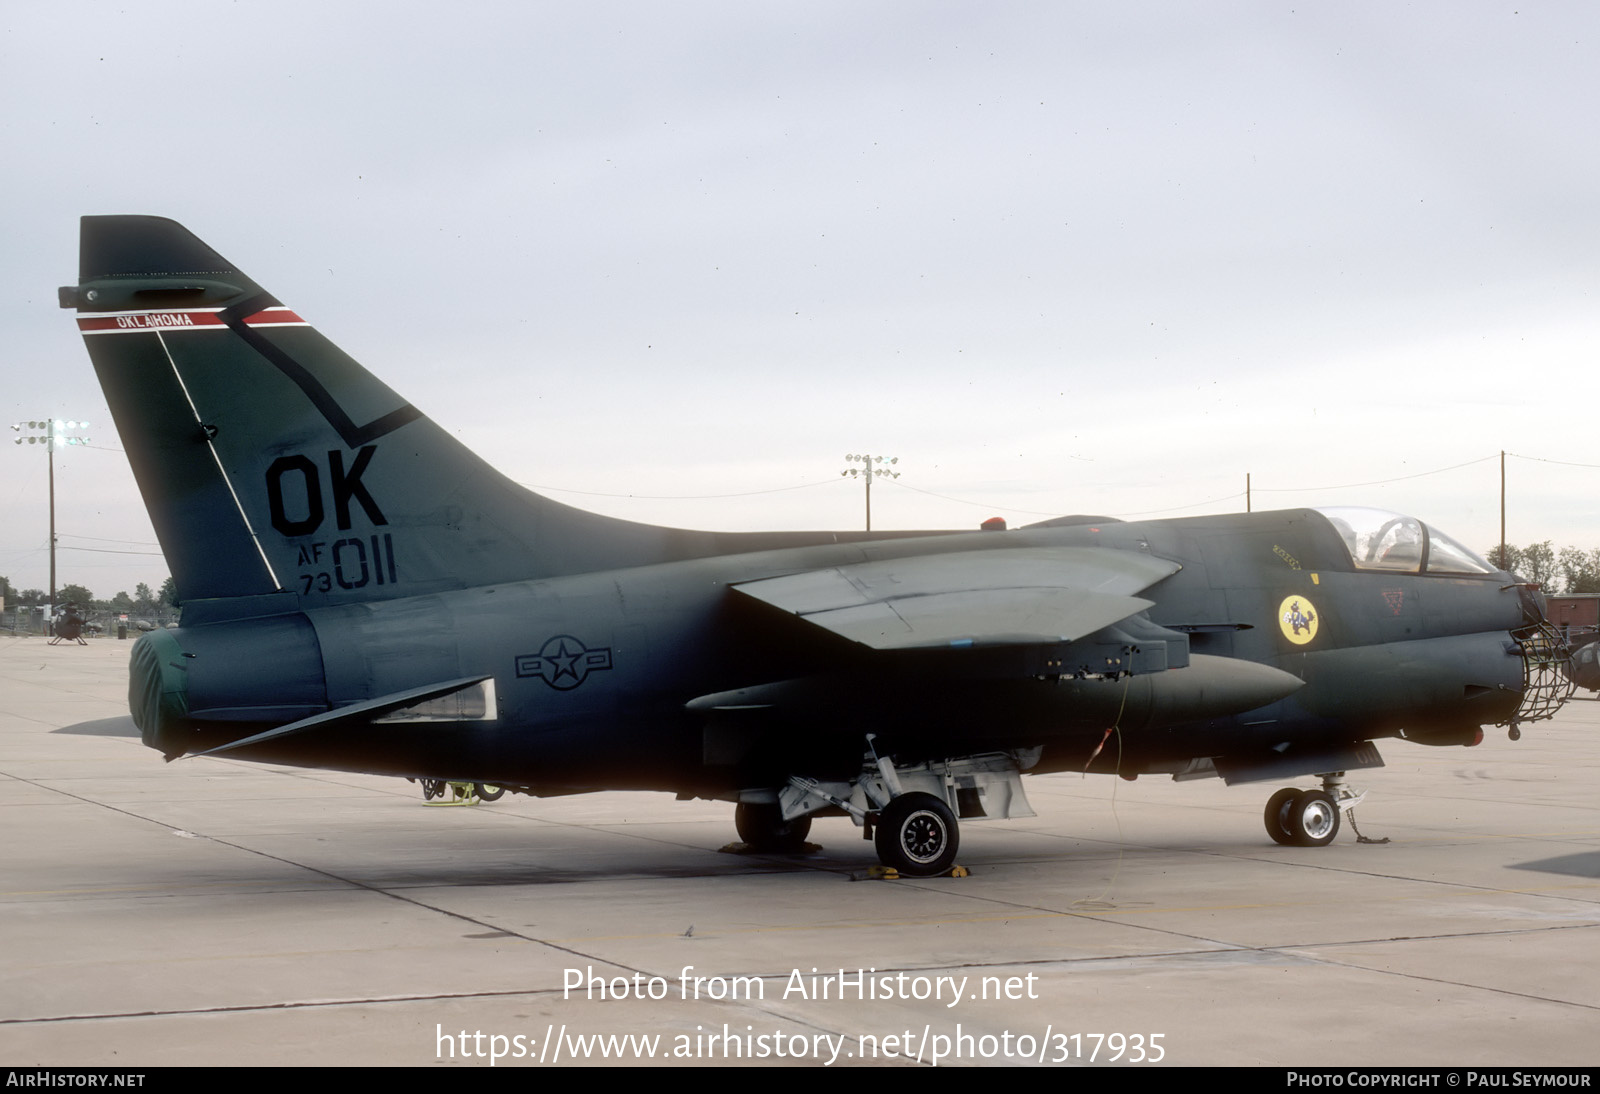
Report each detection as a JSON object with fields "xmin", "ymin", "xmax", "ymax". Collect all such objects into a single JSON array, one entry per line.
[{"xmin": 423, "ymin": 781, "xmax": 480, "ymax": 806}]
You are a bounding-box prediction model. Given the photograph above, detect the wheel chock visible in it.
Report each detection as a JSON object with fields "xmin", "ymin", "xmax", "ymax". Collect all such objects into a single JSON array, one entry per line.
[{"xmin": 864, "ymin": 863, "xmax": 967, "ymax": 879}]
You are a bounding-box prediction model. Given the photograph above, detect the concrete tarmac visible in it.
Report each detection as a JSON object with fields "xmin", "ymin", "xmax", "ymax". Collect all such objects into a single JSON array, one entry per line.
[{"xmin": 2, "ymin": 635, "xmax": 1597, "ymax": 1067}]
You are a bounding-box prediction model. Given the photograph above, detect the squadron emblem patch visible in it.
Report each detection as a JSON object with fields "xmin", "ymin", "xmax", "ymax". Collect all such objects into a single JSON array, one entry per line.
[{"xmin": 1278, "ymin": 595, "xmax": 1319, "ymax": 645}]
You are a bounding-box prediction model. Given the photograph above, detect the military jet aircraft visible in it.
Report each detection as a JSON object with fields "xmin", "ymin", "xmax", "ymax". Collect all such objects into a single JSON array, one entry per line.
[{"xmin": 61, "ymin": 216, "xmax": 1574, "ymax": 876}]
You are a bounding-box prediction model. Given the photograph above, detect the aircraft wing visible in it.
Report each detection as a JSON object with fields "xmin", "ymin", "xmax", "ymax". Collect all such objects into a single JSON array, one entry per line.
[{"xmin": 732, "ymin": 547, "xmax": 1180, "ymax": 650}]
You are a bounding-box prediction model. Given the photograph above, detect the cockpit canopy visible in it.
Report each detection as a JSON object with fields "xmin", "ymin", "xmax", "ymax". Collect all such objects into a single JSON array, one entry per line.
[{"xmin": 1315, "ymin": 507, "xmax": 1497, "ymax": 575}]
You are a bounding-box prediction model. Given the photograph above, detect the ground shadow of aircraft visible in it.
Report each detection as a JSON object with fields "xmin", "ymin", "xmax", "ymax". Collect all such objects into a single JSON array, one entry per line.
[
  {"xmin": 61, "ymin": 216, "xmax": 1574, "ymax": 876},
  {"xmin": 53, "ymin": 715, "xmax": 141, "ymax": 738}
]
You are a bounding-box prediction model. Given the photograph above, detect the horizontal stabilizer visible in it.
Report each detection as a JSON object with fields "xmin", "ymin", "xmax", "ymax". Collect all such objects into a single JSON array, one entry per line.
[
  {"xmin": 190, "ymin": 675, "xmax": 490, "ymax": 757},
  {"xmin": 733, "ymin": 547, "xmax": 1179, "ymax": 650}
]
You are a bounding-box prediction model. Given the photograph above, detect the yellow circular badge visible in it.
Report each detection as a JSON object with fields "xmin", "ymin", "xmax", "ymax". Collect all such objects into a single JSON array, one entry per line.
[{"xmin": 1278, "ymin": 594, "xmax": 1319, "ymax": 645}]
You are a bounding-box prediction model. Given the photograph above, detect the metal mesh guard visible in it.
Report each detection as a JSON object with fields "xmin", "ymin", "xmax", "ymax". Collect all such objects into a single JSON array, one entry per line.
[{"xmin": 1505, "ymin": 621, "xmax": 1574, "ymax": 726}]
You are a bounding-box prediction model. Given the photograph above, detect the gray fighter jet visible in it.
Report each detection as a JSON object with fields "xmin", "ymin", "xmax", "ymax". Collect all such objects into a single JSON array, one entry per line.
[{"xmin": 60, "ymin": 216, "xmax": 1573, "ymax": 875}]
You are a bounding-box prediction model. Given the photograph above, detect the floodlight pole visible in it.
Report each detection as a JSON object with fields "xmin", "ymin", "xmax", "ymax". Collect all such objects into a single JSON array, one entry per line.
[
  {"xmin": 11, "ymin": 418, "xmax": 90, "ymax": 616},
  {"xmin": 841, "ymin": 453, "xmax": 901, "ymax": 532},
  {"xmin": 48, "ymin": 437, "xmax": 56, "ymax": 609}
]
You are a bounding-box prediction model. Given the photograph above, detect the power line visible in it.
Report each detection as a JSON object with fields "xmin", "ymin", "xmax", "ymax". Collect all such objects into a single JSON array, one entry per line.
[
  {"xmin": 56, "ymin": 545, "xmax": 165, "ymax": 556},
  {"xmin": 508, "ymin": 447, "xmax": 1594, "ymax": 526},
  {"xmin": 1108, "ymin": 491, "xmax": 1248, "ymax": 517},
  {"xmin": 57, "ymin": 532, "xmax": 162, "ymax": 547},
  {"xmin": 1252, "ymin": 454, "xmax": 1498, "ymax": 493},
  {"xmin": 886, "ymin": 478, "xmax": 1066, "ymax": 517},
  {"xmin": 517, "ymin": 478, "xmax": 841, "ymax": 500},
  {"xmin": 1507, "ymin": 452, "xmax": 1600, "ymax": 470}
]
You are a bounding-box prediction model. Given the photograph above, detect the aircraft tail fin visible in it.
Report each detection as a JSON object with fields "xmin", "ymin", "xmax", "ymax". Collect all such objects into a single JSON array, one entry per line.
[{"xmin": 63, "ymin": 216, "xmax": 716, "ymax": 609}]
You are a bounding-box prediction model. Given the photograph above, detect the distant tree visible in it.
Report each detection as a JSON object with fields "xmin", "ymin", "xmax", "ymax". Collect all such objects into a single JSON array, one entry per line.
[
  {"xmin": 58, "ymin": 583, "xmax": 94, "ymax": 608},
  {"xmin": 133, "ymin": 582, "xmax": 155, "ymax": 613},
  {"xmin": 0, "ymin": 575, "xmax": 11, "ymax": 602},
  {"xmin": 159, "ymin": 576, "xmax": 179, "ymax": 609},
  {"xmin": 110, "ymin": 590, "xmax": 135, "ymax": 613},
  {"xmin": 17, "ymin": 589, "xmax": 44, "ymax": 607},
  {"xmin": 1486, "ymin": 544, "xmax": 1523, "ymax": 572},
  {"xmin": 1486, "ymin": 542, "xmax": 1560, "ymax": 591},
  {"xmin": 1521, "ymin": 542, "xmax": 1559, "ymax": 593},
  {"xmin": 1559, "ymin": 547, "xmax": 1600, "ymax": 595}
]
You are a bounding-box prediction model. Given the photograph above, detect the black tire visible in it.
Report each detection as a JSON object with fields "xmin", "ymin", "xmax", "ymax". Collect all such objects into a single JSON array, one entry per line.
[
  {"xmin": 734, "ymin": 802, "xmax": 812, "ymax": 853},
  {"xmin": 874, "ymin": 792, "xmax": 960, "ymax": 876},
  {"xmin": 1264, "ymin": 787, "xmax": 1301, "ymax": 846},
  {"xmin": 475, "ymin": 783, "xmax": 504, "ymax": 802},
  {"xmin": 420, "ymin": 778, "xmax": 446, "ymax": 801},
  {"xmin": 1288, "ymin": 789, "xmax": 1340, "ymax": 847}
]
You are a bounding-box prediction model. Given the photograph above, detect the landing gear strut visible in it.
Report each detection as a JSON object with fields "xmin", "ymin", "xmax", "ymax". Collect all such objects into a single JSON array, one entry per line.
[
  {"xmin": 1264, "ymin": 772, "xmax": 1364, "ymax": 847},
  {"xmin": 749, "ymin": 744, "xmax": 1037, "ymax": 877}
]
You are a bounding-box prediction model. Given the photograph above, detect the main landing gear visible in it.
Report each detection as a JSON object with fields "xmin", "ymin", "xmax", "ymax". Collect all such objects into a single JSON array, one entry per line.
[
  {"xmin": 412, "ymin": 778, "xmax": 505, "ymax": 804},
  {"xmin": 1263, "ymin": 772, "xmax": 1365, "ymax": 847},
  {"xmin": 734, "ymin": 802, "xmax": 812, "ymax": 853},
  {"xmin": 737, "ymin": 740, "xmax": 1038, "ymax": 877},
  {"xmin": 874, "ymin": 792, "xmax": 960, "ymax": 876}
]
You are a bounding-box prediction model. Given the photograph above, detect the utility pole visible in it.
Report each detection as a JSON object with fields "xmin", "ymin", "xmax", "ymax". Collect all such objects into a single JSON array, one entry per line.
[
  {"xmin": 11, "ymin": 418, "xmax": 90, "ymax": 615},
  {"xmin": 841, "ymin": 453, "xmax": 900, "ymax": 531}
]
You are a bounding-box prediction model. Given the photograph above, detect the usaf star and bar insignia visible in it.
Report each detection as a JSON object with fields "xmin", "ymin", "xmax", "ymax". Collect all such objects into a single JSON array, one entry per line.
[{"xmin": 516, "ymin": 635, "xmax": 614, "ymax": 690}]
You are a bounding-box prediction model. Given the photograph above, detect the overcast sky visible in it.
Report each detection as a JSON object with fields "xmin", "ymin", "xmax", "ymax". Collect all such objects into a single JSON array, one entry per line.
[{"xmin": 3, "ymin": 2, "xmax": 1597, "ymax": 599}]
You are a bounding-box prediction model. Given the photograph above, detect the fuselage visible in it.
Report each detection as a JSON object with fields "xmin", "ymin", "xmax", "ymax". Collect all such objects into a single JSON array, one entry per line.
[{"xmin": 133, "ymin": 507, "xmax": 1535, "ymax": 796}]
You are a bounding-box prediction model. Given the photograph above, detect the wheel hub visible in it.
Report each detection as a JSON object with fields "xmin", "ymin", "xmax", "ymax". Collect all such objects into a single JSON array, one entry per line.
[
  {"xmin": 901, "ymin": 810, "xmax": 948, "ymax": 863},
  {"xmin": 1300, "ymin": 798, "xmax": 1336, "ymax": 840}
]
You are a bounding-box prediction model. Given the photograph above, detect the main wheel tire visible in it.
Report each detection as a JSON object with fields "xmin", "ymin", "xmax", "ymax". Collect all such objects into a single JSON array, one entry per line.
[
  {"xmin": 1288, "ymin": 789, "xmax": 1340, "ymax": 847},
  {"xmin": 875, "ymin": 792, "xmax": 960, "ymax": 877},
  {"xmin": 420, "ymin": 778, "xmax": 446, "ymax": 801},
  {"xmin": 475, "ymin": 783, "xmax": 504, "ymax": 802},
  {"xmin": 734, "ymin": 803, "xmax": 812, "ymax": 853},
  {"xmin": 1264, "ymin": 787, "xmax": 1301, "ymax": 846}
]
